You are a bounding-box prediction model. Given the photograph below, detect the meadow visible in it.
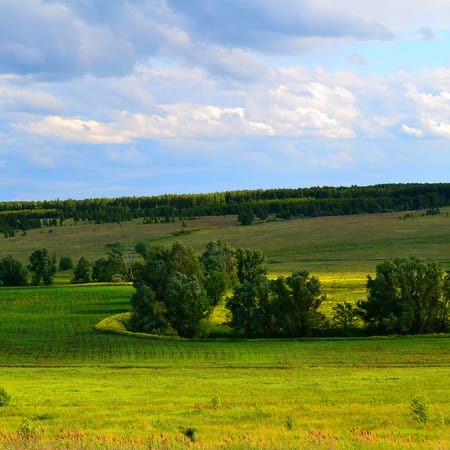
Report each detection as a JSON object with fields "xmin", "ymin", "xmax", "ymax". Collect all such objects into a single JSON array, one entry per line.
[{"xmin": 0, "ymin": 210, "xmax": 449, "ymax": 448}]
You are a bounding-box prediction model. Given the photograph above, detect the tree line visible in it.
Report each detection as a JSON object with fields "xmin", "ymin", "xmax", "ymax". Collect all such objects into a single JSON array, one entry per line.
[
  {"xmin": 129, "ymin": 241, "xmax": 450, "ymax": 338},
  {"xmin": 0, "ymin": 243, "xmax": 133, "ymax": 287},
  {"xmin": 2, "ymin": 183, "xmax": 450, "ymax": 234},
  {"xmin": 1, "ymin": 242, "xmax": 448, "ymax": 338}
]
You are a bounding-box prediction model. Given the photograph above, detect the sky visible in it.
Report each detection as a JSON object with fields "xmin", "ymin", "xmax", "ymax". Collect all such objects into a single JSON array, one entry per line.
[{"xmin": 1, "ymin": 0, "xmax": 450, "ymax": 201}]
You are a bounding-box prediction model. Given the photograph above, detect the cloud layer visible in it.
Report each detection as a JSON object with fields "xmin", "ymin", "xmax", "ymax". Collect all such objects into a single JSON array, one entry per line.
[{"xmin": 1, "ymin": 1, "xmax": 450, "ymax": 200}]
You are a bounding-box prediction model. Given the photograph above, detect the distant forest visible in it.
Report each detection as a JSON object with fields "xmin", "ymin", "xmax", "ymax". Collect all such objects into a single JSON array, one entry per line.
[{"xmin": 1, "ymin": 183, "xmax": 449, "ymax": 236}]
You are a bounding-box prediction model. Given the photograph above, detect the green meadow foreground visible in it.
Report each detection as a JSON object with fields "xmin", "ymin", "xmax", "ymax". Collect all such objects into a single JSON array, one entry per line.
[
  {"xmin": 0, "ymin": 211, "xmax": 449, "ymax": 448},
  {"xmin": 0, "ymin": 283, "xmax": 449, "ymax": 449}
]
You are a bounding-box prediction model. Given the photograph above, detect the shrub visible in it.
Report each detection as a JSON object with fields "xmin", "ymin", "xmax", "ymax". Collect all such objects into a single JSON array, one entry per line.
[
  {"xmin": 182, "ymin": 427, "xmax": 197, "ymax": 442},
  {"xmin": 59, "ymin": 256, "xmax": 73, "ymax": 271},
  {"xmin": 0, "ymin": 387, "xmax": 11, "ymax": 406},
  {"xmin": 410, "ymin": 397, "xmax": 429, "ymax": 424},
  {"xmin": 18, "ymin": 417, "xmax": 38, "ymax": 439}
]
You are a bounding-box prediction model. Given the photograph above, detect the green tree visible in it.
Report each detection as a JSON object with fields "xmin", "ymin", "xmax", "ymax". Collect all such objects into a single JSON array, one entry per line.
[
  {"xmin": 28, "ymin": 248, "xmax": 57, "ymax": 285},
  {"xmin": 166, "ymin": 272, "xmax": 211, "ymax": 338},
  {"xmin": 134, "ymin": 241, "xmax": 147, "ymax": 257},
  {"xmin": 235, "ymin": 248, "xmax": 266, "ymax": 284},
  {"xmin": 203, "ymin": 271, "xmax": 229, "ymax": 306},
  {"xmin": 130, "ymin": 285, "xmax": 171, "ymax": 335},
  {"xmin": 58, "ymin": 256, "xmax": 73, "ymax": 271},
  {"xmin": 358, "ymin": 257, "xmax": 450, "ymax": 334},
  {"xmin": 238, "ymin": 207, "xmax": 255, "ymax": 226},
  {"xmin": 201, "ymin": 240, "xmax": 237, "ymax": 304},
  {"xmin": 226, "ymin": 275, "xmax": 273, "ymax": 337},
  {"xmin": 71, "ymin": 257, "xmax": 91, "ymax": 284},
  {"xmin": 130, "ymin": 242, "xmax": 211, "ymax": 337},
  {"xmin": 0, "ymin": 255, "xmax": 28, "ymax": 286},
  {"xmin": 332, "ymin": 302, "xmax": 358, "ymax": 335},
  {"xmin": 92, "ymin": 257, "xmax": 115, "ymax": 282},
  {"xmin": 272, "ymin": 270, "xmax": 325, "ymax": 337},
  {"xmin": 106, "ymin": 243, "xmax": 132, "ymax": 281}
]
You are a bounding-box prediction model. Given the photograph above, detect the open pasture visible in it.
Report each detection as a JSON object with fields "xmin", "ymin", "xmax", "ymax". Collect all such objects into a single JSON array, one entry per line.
[
  {"xmin": 1, "ymin": 209, "xmax": 450, "ymax": 275},
  {"xmin": 0, "ymin": 284, "xmax": 449, "ymax": 448}
]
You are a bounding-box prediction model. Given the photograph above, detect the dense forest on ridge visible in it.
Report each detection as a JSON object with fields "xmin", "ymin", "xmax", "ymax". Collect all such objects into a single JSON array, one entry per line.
[{"xmin": 1, "ymin": 183, "xmax": 449, "ymax": 235}]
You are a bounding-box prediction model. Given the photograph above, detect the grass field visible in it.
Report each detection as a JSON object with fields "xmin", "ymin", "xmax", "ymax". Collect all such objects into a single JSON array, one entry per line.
[
  {"xmin": 0, "ymin": 284, "xmax": 449, "ymax": 449},
  {"xmin": 0, "ymin": 210, "xmax": 449, "ymax": 448},
  {"xmin": 2, "ymin": 209, "xmax": 450, "ymax": 275}
]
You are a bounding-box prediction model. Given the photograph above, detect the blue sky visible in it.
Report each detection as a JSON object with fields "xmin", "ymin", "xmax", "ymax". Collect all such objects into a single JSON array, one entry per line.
[{"xmin": 1, "ymin": 0, "xmax": 450, "ymax": 200}]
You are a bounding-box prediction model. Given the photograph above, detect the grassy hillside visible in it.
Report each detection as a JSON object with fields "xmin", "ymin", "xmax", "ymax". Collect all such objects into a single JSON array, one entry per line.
[{"xmin": 1, "ymin": 209, "xmax": 450, "ymax": 275}]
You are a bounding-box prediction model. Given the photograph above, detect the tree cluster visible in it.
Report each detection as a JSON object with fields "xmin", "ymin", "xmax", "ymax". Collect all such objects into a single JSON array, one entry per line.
[
  {"xmin": 130, "ymin": 241, "xmax": 328, "ymax": 338},
  {"xmin": 131, "ymin": 244, "xmax": 450, "ymax": 338},
  {"xmin": 130, "ymin": 241, "xmax": 238, "ymax": 338},
  {"xmin": 0, "ymin": 249, "xmax": 57, "ymax": 286},
  {"xmin": 130, "ymin": 242, "xmax": 231, "ymax": 337},
  {"xmin": 358, "ymin": 257, "xmax": 450, "ymax": 334},
  {"xmin": 227, "ymin": 270, "xmax": 325, "ymax": 337}
]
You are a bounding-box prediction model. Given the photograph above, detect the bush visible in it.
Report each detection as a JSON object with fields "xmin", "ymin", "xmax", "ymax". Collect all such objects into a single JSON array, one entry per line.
[
  {"xmin": 182, "ymin": 427, "xmax": 197, "ymax": 442},
  {"xmin": 410, "ymin": 397, "xmax": 429, "ymax": 424},
  {"xmin": 59, "ymin": 256, "xmax": 73, "ymax": 271},
  {"xmin": 0, "ymin": 387, "xmax": 11, "ymax": 406}
]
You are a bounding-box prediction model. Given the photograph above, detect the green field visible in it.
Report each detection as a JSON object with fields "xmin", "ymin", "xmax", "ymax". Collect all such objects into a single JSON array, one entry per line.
[
  {"xmin": 2, "ymin": 209, "xmax": 450, "ymax": 275},
  {"xmin": 0, "ymin": 211, "xmax": 449, "ymax": 448}
]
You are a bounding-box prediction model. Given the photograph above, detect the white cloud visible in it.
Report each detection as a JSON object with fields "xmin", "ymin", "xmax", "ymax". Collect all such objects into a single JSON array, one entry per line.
[
  {"xmin": 406, "ymin": 86, "xmax": 450, "ymax": 138},
  {"xmin": 16, "ymin": 88, "xmax": 360, "ymax": 143},
  {"xmin": 402, "ymin": 124, "xmax": 423, "ymax": 137},
  {"xmin": 248, "ymin": 82, "xmax": 358, "ymax": 138},
  {"xmin": 14, "ymin": 116, "xmax": 132, "ymax": 144}
]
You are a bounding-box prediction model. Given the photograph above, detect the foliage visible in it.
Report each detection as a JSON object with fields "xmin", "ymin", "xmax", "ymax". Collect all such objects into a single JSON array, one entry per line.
[
  {"xmin": 2, "ymin": 183, "xmax": 450, "ymax": 235},
  {"xmin": 28, "ymin": 248, "xmax": 57, "ymax": 285},
  {"xmin": 235, "ymin": 247, "xmax": 266, "ymax": 283},
  {"xmin": 71, "ymin": 257, "xmax": 91, "ymax": 284},
  {"xmin": 106, "ymin": 242, "xmax": 132, "ymax": 281},
  {"xmin": 227, "ymin": 270, "xmax": 325, "ymax": 337},
  {"xmin": 131, "ymin": 242, "xmax": 211, "ymax": 338},
  {"xmin": 181, "ymin": 427, "xmax": 196, "ymax": 442},
  {"xmin": 238, "ymin": 207, "xmax": 255, "ymax": 225},
  {"xmin": 0, "ymin": 254, "xmax": 27, "ymax": 286},
  {"xmin": 0, "ymin": 387, "xmax": 11, "ymax": 407},
  {"xmin": 227, "ymin": 275, "xmax": 273, "ymax": 337},
  {"xmin": 358, "ymin": 257, "xmax": 450, "ymax": 334},
  {"xmin": 166, "ymin": 272, "xmax": 211, "ymax": 338},
  {"xmin": 134, "ymin": 241, "xmax": 147, "ymax": 257},
  {"xmin": 272, "ymin": 270, "xmax": 326, "ymax": 337},
  {"xmin": 92, "ymin": 257, "xmax": 115, "ymax": 282},
  {"xmin": 410, "ymin": 397, "xmax": 429, "ymax": 424},
  {"xmin": 201, "ymin": 240, "xmax": 237, "ymax": 304},
  {"xmin": 58, "ymin": 256, "xmax": 73, "ymax": 271},
  {"xmin": 332, "ymin": 302, "xmax": 359, "ymax": 334},
  {"xmin": 130, "ymin": 285, "xmax": 172, "ymax": 335}
]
